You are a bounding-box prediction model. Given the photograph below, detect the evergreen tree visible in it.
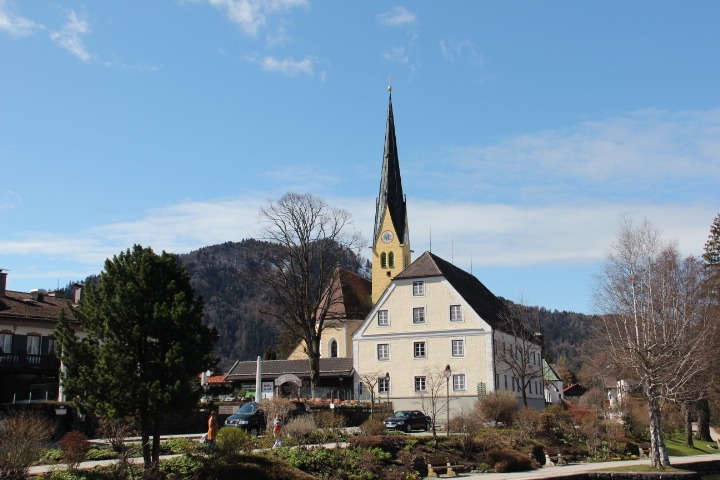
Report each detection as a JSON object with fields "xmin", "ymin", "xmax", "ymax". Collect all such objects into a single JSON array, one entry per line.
[{"xmin": 56, "ymin": 245, "xmax": 217, "ymax": 476}]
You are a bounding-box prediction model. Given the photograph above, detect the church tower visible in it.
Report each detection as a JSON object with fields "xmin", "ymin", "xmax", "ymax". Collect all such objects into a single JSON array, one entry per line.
[{"xmin": 371, "ymin": 87, "xmax": 411, "ymax": 304}]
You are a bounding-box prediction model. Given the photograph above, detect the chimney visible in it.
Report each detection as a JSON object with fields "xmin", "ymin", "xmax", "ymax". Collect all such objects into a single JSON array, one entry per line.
[
  {"xmin": 31, "ymin": 289, "xmax": 47, "ymax": 302},
  {"xmin": 0, "ymin": 269, "xmax": 6, "ymax": 296},
  {"xmin": 72, "ymin": 283, "xmax": 83, "ymax": 304}
]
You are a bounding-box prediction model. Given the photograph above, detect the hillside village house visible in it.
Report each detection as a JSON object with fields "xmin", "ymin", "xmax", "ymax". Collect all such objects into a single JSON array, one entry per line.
[{"xmin": 0, "ymin": 269, "xmax": 83, "ymax": 403}]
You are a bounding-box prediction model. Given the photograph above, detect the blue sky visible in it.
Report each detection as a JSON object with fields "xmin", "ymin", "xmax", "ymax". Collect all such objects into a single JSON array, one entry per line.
[{"xmin": 1, "ymin": 1, "xmax": 718, "ymax": 314}]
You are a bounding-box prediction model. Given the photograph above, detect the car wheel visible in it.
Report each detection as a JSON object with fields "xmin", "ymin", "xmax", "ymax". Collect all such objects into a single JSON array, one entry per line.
[
  {"xmin": 405, "ymin": 423, "xmax": 412, "ymax": 433},
  {"xmin": 423, "ymin": 422, "xmax": 429, "ymax": 431},
  {"xmin": 249, "ymin": 427, "xmax": 259, "ymax": 437}
]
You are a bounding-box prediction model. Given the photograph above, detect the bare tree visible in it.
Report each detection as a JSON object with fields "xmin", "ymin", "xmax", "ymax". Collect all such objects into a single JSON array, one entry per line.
[
  {"xmin": 416, "ymin": 366, "xmax": 450, "ymax": 446},
  {"xmin": 357, "ymin": 370, "xmax": 383, "ymax": 414},
  {"xmin": 593, "ymin": 218, "xmax": 715, "ymax": 468},
  {"xmin": 495, "ymin": 301, "xmax": 544, "ymax": 407},
  {"xmin": 258, "ymin": 193, "xmax": 363, "ymax": 396}
]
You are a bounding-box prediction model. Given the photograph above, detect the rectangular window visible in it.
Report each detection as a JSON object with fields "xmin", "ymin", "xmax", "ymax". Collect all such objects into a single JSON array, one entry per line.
[
  {"xmin": 377, "ymin": 310, "xmax": 389, "ymax": 326},
  {"xmin": 414, "ymin": 376, "xmax": 427, "ymax": 392},
  {"xmin": 452, "ymin": 374, "xmax": 466, "ymax": 391},
  {"xmin": 377, "ymin": 344, "xmax": 389, "ymax": 361},
  {"xmin": 47, "ymin": 338, "xmax": 57, "ymax": 355},
  {"xmin": 412, "ymin": 307, "xmax": 425, "ymax": 324},
  {"xmin": 449, "ymin": 305, "xmax": 463, "ymax": 321},
  {"xmin": 412, "ymin": 281, "xmax": 425, "ymax": 296},
  {"xmin": 413, "ymin": 341, "xmax": 426, "ymax": 358},
  {"xmin": 378, "ymin": 377, "xmax": 390, "ymax": 394},
  {"xmin": 0, "ymin": 333, "xmax": 11, "ymax": 354},
  {"xmin": 26, "ymin": 335, "xmax": 40, "ymax": 355},
  {"xmin": 451, "ymin": 339, "xmax": 465, "ymax": 357},
  {"xmin": 504, "ymin": 375, "xmax": 508, "ymax": 389},
  {"xmin": 495, "ymin": 373, "xmax": 499, "ymax": 389}
]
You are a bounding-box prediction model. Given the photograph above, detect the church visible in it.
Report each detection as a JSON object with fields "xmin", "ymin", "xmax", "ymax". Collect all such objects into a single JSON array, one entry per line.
[{"xmin": 227, "ymin": 88, "xmax": 545, "ymax": 412}]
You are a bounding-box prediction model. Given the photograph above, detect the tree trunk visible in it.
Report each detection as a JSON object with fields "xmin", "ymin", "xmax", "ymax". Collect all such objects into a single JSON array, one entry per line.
[
  {"xmin": 695, "ymin": 399, "xmax": 712, "ymax": 441},
  {"xmin": 648, "ymin": 397, "xmax": 670, "ymax": 468},
  {"xmin": 308, "ymin": 346, "xmax": 320, "ymax": 399},
  {"xmin": 682, "ymin": 401, "xmax": 694, "ymax": 448},
  {"xmin": 140, "ymin": 412, "xmax": 152, "ymax": 471}
]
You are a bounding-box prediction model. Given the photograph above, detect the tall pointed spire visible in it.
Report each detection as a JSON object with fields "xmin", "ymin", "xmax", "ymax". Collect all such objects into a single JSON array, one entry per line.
[{"xmin": 373, "ymin": 87, "xmax": 407, "ymax": 244}]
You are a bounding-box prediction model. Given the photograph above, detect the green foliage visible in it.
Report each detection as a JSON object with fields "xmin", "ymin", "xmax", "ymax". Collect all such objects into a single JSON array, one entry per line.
[
  {"xmin": 85, "ymin": 447, "xmax": 118, "ymax": 461},
  {"xmin": 56, "ymin": 245, "xmax": 217, "ymax": 469},
  {"xmin": 162, "ymin": 437, "xmax": 203, "ymax": 455},
  {"xmin": 159, "ymin": 454, "xmax": 206, "ymax": 479},
  {"xmin": 274, "ymin": 446, "xmax": 393, "ymax": 480},
  {"xmin": 216, "ymin": 426, "xmax": 254, "ymax": 456}
]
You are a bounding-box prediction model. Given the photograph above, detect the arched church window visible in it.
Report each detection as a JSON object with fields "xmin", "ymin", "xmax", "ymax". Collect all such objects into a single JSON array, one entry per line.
[
  {"xmin": 381, "ymin": 252, "xmax": 387, "ymax": 268},
  {"xmin": 388, "ymin": 252, "xmax": 395, "ymax": 268},
  {"xmin": 329, "ymin": 339, "xmax": 338, "ymax": 358}
]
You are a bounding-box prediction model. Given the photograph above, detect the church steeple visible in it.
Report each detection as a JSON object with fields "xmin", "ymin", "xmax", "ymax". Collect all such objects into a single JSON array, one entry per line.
[
  {"xmin": 371, "ymin": 86, "xmax": 411, "ymax": 304},
  {"xmin": 373, "ymin": 89, "xmax": 407, "ymax": 244}
]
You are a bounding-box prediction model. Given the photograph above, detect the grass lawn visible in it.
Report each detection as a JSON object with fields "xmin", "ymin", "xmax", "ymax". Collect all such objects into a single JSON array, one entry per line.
[{"xmin": 664, "ymin": 435, "xmax": 719, "ymax": 456}]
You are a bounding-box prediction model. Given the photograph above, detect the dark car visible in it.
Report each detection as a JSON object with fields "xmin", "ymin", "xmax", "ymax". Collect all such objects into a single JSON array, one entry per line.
[
  {"xmin": 224, "ymin": 401, "xmax": 266, "ymax": 436},
  {"xmin": 383, "ymin": 410, "xmax": 431, "ymax": 432}
]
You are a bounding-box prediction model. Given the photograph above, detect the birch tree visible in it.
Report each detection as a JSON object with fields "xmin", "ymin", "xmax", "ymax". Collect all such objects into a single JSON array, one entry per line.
[{"xmin": 593, "ymin": 218, "xmax": 713, "ymax": 468}]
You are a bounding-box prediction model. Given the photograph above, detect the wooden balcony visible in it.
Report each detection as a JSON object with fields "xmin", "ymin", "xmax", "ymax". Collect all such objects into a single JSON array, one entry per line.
[{"xmin": 0, "ymin": 352, "xmax": 60, "ymax": 373}]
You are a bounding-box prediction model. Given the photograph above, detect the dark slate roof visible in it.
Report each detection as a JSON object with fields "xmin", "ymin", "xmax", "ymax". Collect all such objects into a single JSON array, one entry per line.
[
  {"xmin": 373, "ymin": 92, "xmax": 407, "ymax": 244},
  {"xmin": 0, "ymin": 291, "xmax": 74, "ymax": 326},
  {"xmin": 225, "ymin": 357, "xmax": 354, "ymax": 381},
  {"xmin": 395, "ymin": 251, "xmax": 515, "ymax": 333},
  {"xmin": 324, "ymin": 269, "xmax": 372, "ymax": 320}
]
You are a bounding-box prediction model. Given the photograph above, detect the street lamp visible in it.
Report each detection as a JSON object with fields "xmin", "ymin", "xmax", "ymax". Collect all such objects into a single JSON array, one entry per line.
[
  {"xmin": 385, "ymin": 372, "xmax": 390, "ymax": 409},
  {"xmin": 444, "ymin": 365, "xmax": 452, "ymax": 436}
]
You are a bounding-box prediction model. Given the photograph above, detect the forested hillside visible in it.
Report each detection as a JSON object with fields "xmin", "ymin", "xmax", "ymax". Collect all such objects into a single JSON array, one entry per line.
[
  {"xmin": 177, "ymin": 239, "xmax": 367, "ymax": 370},
  {"xmin": 78, "ymin": 241, "xmax": 596, "ymax": 373}
]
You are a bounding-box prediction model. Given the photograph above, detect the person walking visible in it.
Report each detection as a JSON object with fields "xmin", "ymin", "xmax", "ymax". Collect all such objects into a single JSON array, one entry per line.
[
  {"xmin": 272, "ymin": 415, "xmax": 283, "ymax": 448},
  {"xmin": 206, "ymin": 411, "xmax": 219, "ymax": 452}
]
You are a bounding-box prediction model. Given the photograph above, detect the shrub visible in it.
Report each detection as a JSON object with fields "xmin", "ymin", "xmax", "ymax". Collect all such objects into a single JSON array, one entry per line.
[
  {"xmin": 216, "ymin": 426, "xmax": 254, "ymax": 456},
  {"xmin": 485, "ymin": 448, "xmax": 536, "ymax": 473},
  {"xmin": 0, "ymin": 410, "xmax": 54, "ymax": 479},
  {"xmin": 283, "ymin": 415, "xmax": 317, "ymax": 444},
  {"xmin": 359, "ymin": 417, "xmax": 386, "ymax": 436},
  {"xmin": 58, "ymin": 431, "xmax": 92, "ymax": 470},
  {"xmin": 476, "ymin": 391, "xmax": 518, "ymax": 426},
  {"xmin": 162, "ymin": 437, "xmax": 202, "ymax": 455},
  {"xmin": 159, "ymin": 454, "xmax": 206, "ymax": 479},
  {"xmin": 348, "ymin": 435, "xmax": 406, "ymax": 453}
]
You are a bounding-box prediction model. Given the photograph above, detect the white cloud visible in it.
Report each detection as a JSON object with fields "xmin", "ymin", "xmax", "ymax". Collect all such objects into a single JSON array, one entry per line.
[
  {"xmin": 255, "ymin": 55, "xmax": 314, "ymax": 76},
  {"xmin": 49, "ymin": 10, "xmax": 91, "ymax": 63},
  {"xmin": 439, "ymin": 38, "xmax": 483, "ymax": 66},
  {"xmin": 209, "ymin": 0, "xmax": 308, "ymax": 37},
  {"xmin": 0, "ymin": 190, "xmax": 21, "ymax": 211},
  {"xmin": 0, "ymin": 0, "xmax": 42, "ymax": 37},
  {"xmin": 381, "ymin": 46, "xmax": 409, "ymax": 64},
  {"xmin": 415, "ymin": 108, "xmax": 720, "ymax": 204},
  {"xmin": 377, "ymin": 6, "xmax": 416, "ymax": 27}
]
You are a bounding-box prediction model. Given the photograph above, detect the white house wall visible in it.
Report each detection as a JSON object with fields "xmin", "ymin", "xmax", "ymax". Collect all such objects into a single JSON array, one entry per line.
[{"xmin": 354, "ymin": 276, "xmax": 494, "ymax": 413}]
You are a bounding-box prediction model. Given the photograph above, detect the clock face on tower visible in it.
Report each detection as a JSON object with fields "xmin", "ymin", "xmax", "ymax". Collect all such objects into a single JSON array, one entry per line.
[{"xmin": 381, "ymin": 230, "xmax": 394, "ymax": 243}]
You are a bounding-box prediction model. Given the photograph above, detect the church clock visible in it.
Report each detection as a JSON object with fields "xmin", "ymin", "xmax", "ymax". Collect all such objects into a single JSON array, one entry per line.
[{"xmin": 381, "ymin": 230, "xmax": 394, "ymax": 243}]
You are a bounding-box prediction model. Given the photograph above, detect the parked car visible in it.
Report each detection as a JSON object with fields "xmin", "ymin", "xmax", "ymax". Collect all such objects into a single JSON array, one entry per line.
[
  {"xmin": 224, "ymin": 401, "xmax": 266, "ymax": 436},
  {"xmin": 383, "ymin": 410, "xmax": 431, "ymax": 432},
  {"xmin": 224, "ymin": 400, "xmax": 309, "ymax": 436}
]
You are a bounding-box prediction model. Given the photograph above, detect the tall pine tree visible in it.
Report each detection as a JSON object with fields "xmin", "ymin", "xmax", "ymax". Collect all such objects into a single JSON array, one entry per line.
[{"xmin": 57, "ymin": 245, "xmax": 217, "ymax": 476}]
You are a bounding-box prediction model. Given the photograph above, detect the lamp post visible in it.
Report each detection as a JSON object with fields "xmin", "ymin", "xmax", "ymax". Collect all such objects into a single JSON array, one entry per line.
[
  {"xmin": 444, "ymin": 365, "xmax": 452, "ymax": 436},
  {"xmin": 385, "ymin": 372, "xmax": 390, "ymax": 409}
]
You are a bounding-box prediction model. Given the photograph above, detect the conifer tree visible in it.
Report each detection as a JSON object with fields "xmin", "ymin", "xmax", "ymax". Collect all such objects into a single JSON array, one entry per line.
[{"xmin": 56, "ymin": 245, "xmax": 216, "ymax": 476}]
